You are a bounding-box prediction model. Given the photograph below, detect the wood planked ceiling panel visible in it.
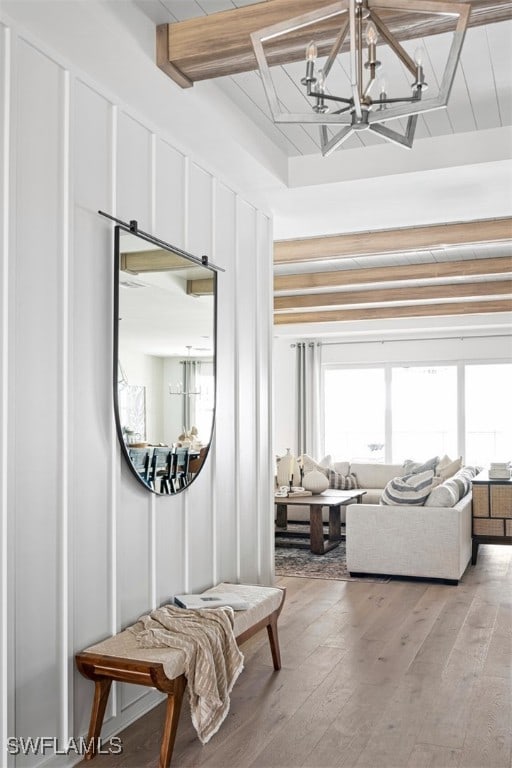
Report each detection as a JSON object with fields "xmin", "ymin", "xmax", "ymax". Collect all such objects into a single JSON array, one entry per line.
[{"xmin": 460, "ymin": 25, "xmax": 502, "ymax": 130}]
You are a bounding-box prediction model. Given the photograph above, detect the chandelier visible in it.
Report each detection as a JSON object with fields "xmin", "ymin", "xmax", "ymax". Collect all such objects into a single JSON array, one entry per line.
[{"xmin": 251, "ymin": 0, "xmax": 470, "ymax": 156}]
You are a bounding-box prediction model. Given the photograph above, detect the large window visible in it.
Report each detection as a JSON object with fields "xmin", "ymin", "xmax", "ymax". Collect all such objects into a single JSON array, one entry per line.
[
  {"xmin": 392, "ymin": 366, "xmax": 457, "ymax": 462},
  {"xmin": 323, "ymin": 362, "xmax": 512, "ymax": 466},
  {"xmin": 465, "ymin": 363, "xmax": 512, "ymax": 465},
  {"xmin": 324, "ymin": 368, "xmax": 385, "ymax": 461}
]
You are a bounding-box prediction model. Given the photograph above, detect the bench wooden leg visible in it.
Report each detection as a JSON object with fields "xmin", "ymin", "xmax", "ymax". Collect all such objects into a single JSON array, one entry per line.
[
  {"xmin": 85, "ymin": 678, "xmax": 112, "ymax": 761},
  {"xmin": 159, "ymin": 675, "xmax": 187, "ymax": 768},
  {"xmin": 266, "ymin": 615, "xmax": 281, "ymax": 670}
]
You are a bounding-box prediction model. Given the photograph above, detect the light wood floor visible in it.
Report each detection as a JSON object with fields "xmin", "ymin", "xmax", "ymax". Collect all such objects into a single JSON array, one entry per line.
[{"xmin": 81, "ymin": 545, "xmax": 512, "ymax": 768}]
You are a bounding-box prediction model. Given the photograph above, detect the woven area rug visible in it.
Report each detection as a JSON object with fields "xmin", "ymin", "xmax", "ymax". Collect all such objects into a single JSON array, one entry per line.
[{"xmin": 275, "ymin": 530, "xmax": 389, "ymax": 582}]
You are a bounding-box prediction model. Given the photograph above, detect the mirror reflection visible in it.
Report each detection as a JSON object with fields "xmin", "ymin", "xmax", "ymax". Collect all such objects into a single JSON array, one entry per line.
[{"xmin": 114, "ymin": 227, "xmax": 216, "ymax": 494}]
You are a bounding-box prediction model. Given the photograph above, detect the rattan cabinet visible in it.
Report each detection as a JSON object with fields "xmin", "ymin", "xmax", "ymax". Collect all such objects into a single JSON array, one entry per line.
[{"xmin": 472, "ymin": 470, "xmax": 512, "ymax": 564}]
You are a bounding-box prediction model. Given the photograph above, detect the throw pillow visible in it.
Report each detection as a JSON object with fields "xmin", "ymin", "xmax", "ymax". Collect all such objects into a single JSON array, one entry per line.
[
  {"xmin": 302, "ymin": 454, "xmax": 330, "ymax": 476},
  {"xmin": 381, "ymin": 470, "xmax": 435, "ymax": 506},
  {"xmin": 403, "ymin": 456, "xmax": 439, "ymax": 475},
  {"xmin": 437, "ymin": 456, "xmax": 462, "ymax": 480},
  {"xmin": 425, "ymin": 479, "xmax": 459, "ymax": 508},
  {"xmin": 327, "ymin": 469, "xmax": 359, "ymax": 491}
]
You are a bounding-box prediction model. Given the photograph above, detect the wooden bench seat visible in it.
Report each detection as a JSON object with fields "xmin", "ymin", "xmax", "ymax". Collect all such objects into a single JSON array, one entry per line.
[{"xmin": 76, "ymin": 583, "xmax": 285, "ymax": 768}]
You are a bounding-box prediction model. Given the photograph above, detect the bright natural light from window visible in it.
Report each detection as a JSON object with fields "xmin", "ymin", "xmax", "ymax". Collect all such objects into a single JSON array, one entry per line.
[
  {"xmin": 465, "ymin": 363, "xmax": 512, "ymax": 465},
  {"xmin": 324, "ymin": 368, "xmax": 385, "ymax": 461},
  {"xmin": 392, "ymin": 366, "xmax": 457, "ymax": 462}
]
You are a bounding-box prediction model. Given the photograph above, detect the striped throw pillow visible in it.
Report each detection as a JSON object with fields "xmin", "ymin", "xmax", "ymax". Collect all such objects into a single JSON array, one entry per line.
[
  {"xmin": 328, "ymin": 469, "xmax": 359, "ymax": 491},
  {"xmin": 381, "ymin": 470, "xmax": 435, "ymax": 506}
]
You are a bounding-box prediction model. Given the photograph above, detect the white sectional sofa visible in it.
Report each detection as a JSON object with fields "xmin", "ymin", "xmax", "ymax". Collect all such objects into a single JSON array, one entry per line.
[
  {"xmin": 278, "ymin": 456, "xmax": 474, "ymax": 584},
  {"xmin": 346, "ymin": 493, "xmax": 473, "ymax": 584}
]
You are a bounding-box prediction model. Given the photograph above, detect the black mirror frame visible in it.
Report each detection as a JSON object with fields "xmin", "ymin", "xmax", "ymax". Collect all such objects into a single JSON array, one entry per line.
[{"xmin": 106, "ymin": 213, "xmax": 222, "ymax": 496}]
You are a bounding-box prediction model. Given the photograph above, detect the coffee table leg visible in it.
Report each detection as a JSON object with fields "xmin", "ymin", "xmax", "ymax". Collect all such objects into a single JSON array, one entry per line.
[
  {"xmin": 310, "ymin": 507, "xmax": 325, "ymax": 554},
  {"xmin": 329, "ymin": 504, "xmax": 341, "ymax": 540},
  {"xmin": 276, "ymin": 503, "xmax": 288, "ymax": 528}
]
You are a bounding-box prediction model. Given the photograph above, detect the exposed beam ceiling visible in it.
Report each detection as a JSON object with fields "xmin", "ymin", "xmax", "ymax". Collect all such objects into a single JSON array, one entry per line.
[
  {"xmin": 274, "ymin": 256, "xmax": 512, "ymax": 291},
  {"xmin": 274, "ymin": 217, "xmax": 512, "ymax": 265},
  {"xmin": 156, "ymin": 0, "xmax": 512, "ymax": 87},
  {"xmin": 274, "ymin": 299, "xmax": 512, "ymax": 324},
  {"xmin": 273, "ymin": 219, "xmax": 512, "ymax": 325},
  {"xmin": 274, "ymin": 280, "xmax": 512, "ymax": 310}
]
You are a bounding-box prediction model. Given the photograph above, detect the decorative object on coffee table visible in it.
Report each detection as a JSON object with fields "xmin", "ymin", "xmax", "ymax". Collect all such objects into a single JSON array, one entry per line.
[
  {"xmin": 277, "ymin": 448, "xmax": 300, "ymax": 487},
  {"xmin": 302, "ymin": 468, "xmax": 329, "ymax": 494}
]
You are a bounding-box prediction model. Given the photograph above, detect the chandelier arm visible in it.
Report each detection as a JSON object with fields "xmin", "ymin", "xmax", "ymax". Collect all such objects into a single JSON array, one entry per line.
[
  {"xmin": 373, "ymin": 96, "xmax": 421, "ymax": 105},
  {"xmin": 438, "ymin": 4, "xmax": 471, "ymax": 102},
  {"xmin": 349, "ymin": 0, "xmax": 362, "ymax": 119},
  {"xmin": 320, "ymin": 125, "xmax": 354, "ymax": 156},
  {"xmin": 323, "ymin": 17, "xmax": 350, "ymax": 78},
  {"xmin": 369, "ymin": 113, "xmax": 418, "ymax": 148},
  {"xmin": 368, "ymin": 9, "xmax": 417, "ymax": 77},
  {"xmin": 308, "ymin": 92, "xmax": 353, "ymax": 105}
]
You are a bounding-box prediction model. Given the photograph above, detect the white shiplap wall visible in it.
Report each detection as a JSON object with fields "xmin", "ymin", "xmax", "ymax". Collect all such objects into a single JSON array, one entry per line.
[{"xmin": 0, "ymin": 14, "xmax": 273, "ymax": 767}]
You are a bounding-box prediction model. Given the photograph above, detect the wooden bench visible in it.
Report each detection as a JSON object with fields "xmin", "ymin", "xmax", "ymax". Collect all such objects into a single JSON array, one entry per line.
[{"xmin": 76, "ymin": 583, "xmax": 285, "ymax": 768}]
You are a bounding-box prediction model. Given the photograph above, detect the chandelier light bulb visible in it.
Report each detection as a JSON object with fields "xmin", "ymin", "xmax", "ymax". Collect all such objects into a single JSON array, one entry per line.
[
  {"xmin": 414, "ymin": 45, "xmax": 425, "ymax": 66},
  {"xmin": 306, "ymin": 40, "xmax": 318, "ymax": 61},
  {"xmin": 379, "ymin": 77, "xmax": 387, "ymax": 94},
  {"xmin": 317, "ymin": 69, "xmax": 326, "ymax": 93},
  {"xmin": 365, "ymin": 21, "xmax": 378, "ymax": 46}
]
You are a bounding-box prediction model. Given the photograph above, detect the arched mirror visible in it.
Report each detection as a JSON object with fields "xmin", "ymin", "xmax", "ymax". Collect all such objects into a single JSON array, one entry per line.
[{"xmin": 108, "ymin": 214, "xmax": 222, "ymax": 495}]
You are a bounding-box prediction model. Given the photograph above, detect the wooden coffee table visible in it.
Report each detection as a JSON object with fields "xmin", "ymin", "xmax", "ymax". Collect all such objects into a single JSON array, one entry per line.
[{"xmin": 274, "ymin": 490, "xmax": 366, "ymax": 555}]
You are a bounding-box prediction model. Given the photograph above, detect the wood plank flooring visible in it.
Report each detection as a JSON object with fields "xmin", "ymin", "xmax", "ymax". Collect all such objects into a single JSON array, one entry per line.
[{"xmin": 79, "ymin": 545, "xmax": 512, "ymax": 768}]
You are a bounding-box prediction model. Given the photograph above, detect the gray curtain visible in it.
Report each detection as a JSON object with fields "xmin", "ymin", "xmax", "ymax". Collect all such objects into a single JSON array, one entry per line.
[
  {"xmin": 296, "ymin": 341, "xmax": 322, "ymax": 458},
  {"xmin": 182, "ymin": 359, "xmax": 200, "ymax": 433}
]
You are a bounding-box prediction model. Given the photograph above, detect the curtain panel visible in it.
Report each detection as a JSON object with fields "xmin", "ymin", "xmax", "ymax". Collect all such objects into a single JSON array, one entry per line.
[{"xmin": 296, "ymin": 341, "xmax": 322, "ymax": 459}]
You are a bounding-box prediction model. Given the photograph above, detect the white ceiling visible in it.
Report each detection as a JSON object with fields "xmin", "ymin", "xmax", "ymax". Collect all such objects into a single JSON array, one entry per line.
[
  {"xmin": 134, "ymin": 0, "xmax": 512, "ymax": 159},
  {"xmin": 130, "ymin": 0, "xmax": 512, "ymax": 337}
]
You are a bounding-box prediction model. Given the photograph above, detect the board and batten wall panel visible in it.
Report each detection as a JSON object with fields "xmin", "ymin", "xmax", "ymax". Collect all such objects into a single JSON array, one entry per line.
[
  {"xmin": 0, "ymin": 20, "xmax": 14, "ymax": 768},
  {"xmin": 0, "ymin": 16, "xmax": 274, "ymax": 768},
  {"xmin": 236, "ymin": 199, "xmax": 260, "ymax": 585},
  {"xmin": 72, "ymin": 80, "xmax": 115, "ymax": 736},
  {"xmin": 213, "ymin": 183, "xmax": 238, "ymax": 583},
  {"xmin": 13, "ymin": 38, "xmax": 65, "ymax": 764}
]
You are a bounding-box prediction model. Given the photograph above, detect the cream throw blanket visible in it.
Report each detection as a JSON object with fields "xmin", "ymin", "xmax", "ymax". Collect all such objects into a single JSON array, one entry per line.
[{"xmin": 130, "ymin": 605, "xmax": 244, "ymax": 744}]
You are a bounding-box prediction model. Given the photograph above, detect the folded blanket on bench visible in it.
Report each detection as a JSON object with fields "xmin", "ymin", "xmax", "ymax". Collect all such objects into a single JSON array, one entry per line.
[{"xmin": 130, "ymin": 604, "xmax": 244, "ymax": 744}]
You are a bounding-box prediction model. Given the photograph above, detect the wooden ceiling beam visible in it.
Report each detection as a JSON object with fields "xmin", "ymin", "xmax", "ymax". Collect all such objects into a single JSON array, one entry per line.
[
  {"xmin": 274, "ymin": 218, "xmax": 512, "ymax": 265},
  {"xmin": 274, "ymin": 299, "xmax": 512, "ymax": 324},
  {"xmin": 274, "ymin": 280, "xmax": 512, "ymax": 310},
  {"xmin": 156, "ymin": 0, "xmax": 512, "ymax": 87},
  {"xmin": 274, "ymin": 256, "xmax": 512, "ymax": 291},
  {"xmin": 121, "ymin": 249, "xmax": 188, "ymax": 273},
  {"xmin": 187, "ymin": 278, "xmax": 214, "ymax": 296}
]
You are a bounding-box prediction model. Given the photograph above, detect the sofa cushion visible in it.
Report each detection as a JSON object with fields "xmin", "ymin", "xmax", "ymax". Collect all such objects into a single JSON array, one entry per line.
[
  {"xmin": 327, "ymin": 469, "xmax": 359, "ymax": 491},
  {"xmin": 333, "ymin": 461, "xmax": 350, "ymax": 476},
  {"xmin": 425, "ymin": 478, "xmax": 460, "ymax": 507},
  {"xmin": 351, "ymin": 462, "xmax": 404, "ymax": 489},
  {"xmin": 381, "ymin": 470, "xmax": 435, "ymax": 506},
  {"xmin": 403, "ymin": 456, "xmax": 439, "ymax": 475},
  {"xmin": 436, "ymin": 456, "xmax": 463, "ymax": 480},
  {"xmin": 302, "ymin": 454, "xmax": 331, "ymax": 476}
]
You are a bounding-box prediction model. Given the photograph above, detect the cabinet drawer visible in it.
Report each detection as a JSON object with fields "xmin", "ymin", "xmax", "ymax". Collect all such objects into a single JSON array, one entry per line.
[
  {"xmin": 473, "ymin": 518, "xmax": 505, "ymax": 536},
  {"xmin": 490, "ymin": 485, "xmax": 512, "ymax": 518},
  {"xmin": 472, "ymin": 485, "xmax": 489, "ymax": 517}
]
